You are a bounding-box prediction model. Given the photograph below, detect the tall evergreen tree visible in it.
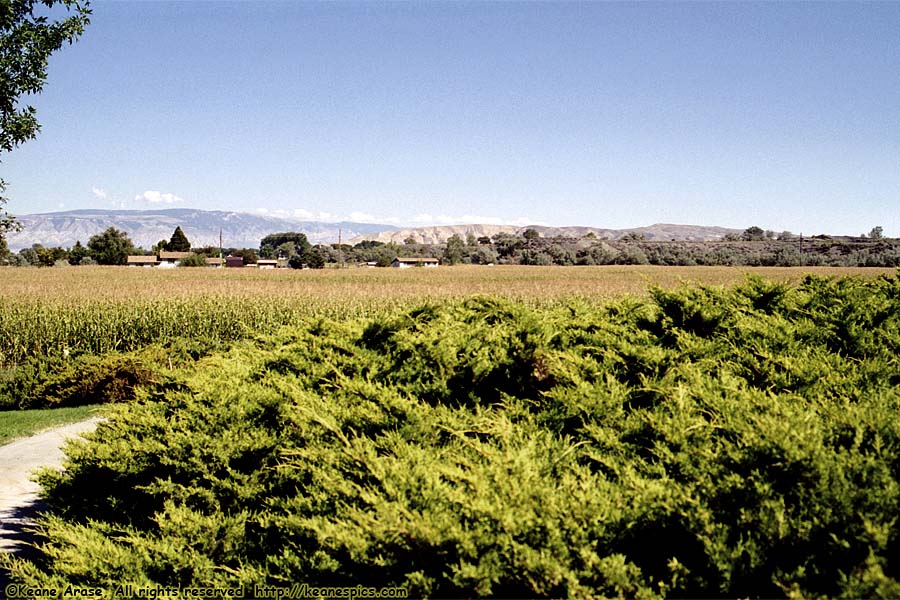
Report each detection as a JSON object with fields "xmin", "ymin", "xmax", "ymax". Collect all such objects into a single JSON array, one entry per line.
[{"xmin": 168, "ymin": 226, "xmax": 191, "ymax": 251}]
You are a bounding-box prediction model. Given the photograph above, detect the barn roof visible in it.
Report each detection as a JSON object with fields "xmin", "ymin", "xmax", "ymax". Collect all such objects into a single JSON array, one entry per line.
[
  {"xmin": 159, "ymin": 251, "xmax": 193, "ymax": 260},
  {"xmin": 127, "ymin": 255, "xmax": 159, "ymax": 264},
  {"xmin": 393, "ymin": 257, "xmax": 439, "ymax": 263}
]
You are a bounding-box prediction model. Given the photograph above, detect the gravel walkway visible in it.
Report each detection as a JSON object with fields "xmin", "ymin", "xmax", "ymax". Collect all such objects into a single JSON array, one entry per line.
[{"xmin": 0, "ymin": 418, "xmax": 102, "ymax": 556}]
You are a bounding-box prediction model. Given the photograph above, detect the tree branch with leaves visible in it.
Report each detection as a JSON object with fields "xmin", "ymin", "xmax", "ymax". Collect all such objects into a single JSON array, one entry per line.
[{"xmin": 0, "ymin": 0, "xmax": 91, "ymax": 250}]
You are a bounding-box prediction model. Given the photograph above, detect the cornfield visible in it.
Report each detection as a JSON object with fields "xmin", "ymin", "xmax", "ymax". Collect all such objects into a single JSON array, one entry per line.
[{"xmin": 0, "ymin": 264, "xmax": 893, "ymax": 365}]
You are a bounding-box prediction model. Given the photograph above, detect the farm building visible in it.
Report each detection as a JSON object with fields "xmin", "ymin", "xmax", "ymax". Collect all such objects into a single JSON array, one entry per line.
[
  {"xmin": 158, "ymin": 251, "xmax": 193, "ymax": 268},
  {"xmin": 205, "ymin": 257, "xmax": 223, "ymax": 268},
  {"xmin": 225, "ymin": 256, "xmax": 245, "ymax": 268},
  {"xmin": 391, "ymin": 257, "xmax": 440, "ymax": 268},
  {"xmin": 257, "ymin": 259, "xmax": 278, "ymax": 270},
  {"xmin": 126, "ymin": 255, "xmax": 159, "ymax": 267}
]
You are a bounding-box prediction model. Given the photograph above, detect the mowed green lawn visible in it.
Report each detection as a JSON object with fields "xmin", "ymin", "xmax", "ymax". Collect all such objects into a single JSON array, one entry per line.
[{"xmin": 0, "ymin": 405, "xmax": 100, "ymax": 445}]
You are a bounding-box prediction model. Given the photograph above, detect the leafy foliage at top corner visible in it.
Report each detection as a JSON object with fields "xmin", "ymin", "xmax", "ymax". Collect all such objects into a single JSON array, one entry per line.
[
  {"xmin": 1, "ymin": 0, "xmax": 91, "ymax": 249},
  {"xmin": 1, "ymin": 0, "xmax": 92, "ymax": 153},
  {"xmin": 7, "ymin": 273, "xmax": 900, "ymax": 598}
]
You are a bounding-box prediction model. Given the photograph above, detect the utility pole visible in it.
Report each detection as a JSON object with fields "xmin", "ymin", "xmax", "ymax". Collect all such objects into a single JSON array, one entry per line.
[
  {"xmin": 219, "ymin": 228, "xmax": 224, "ymax": 264},
  {"xmin": 338, "ymin": 227, "xmax": 343, "ymax": 269}
]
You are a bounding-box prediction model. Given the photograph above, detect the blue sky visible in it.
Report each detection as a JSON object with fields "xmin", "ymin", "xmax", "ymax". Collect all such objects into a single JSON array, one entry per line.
[{"xmin": 3, "ymin": 1, "xmax": 899, "ymax": 235}]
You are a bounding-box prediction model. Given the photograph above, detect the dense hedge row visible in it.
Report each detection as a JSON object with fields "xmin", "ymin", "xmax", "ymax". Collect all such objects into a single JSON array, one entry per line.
[
  {"xmin": 0, "ymin": 339, "xmax": 224, "ymax": 410},
  {"xmin": 6, "ymin": 274, "xmax": 900, "ymax": 597}
]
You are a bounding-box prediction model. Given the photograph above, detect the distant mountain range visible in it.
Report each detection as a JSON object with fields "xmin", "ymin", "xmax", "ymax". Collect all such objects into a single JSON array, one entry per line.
[
  {"xmin": 5, "ymin": 209, "xmax": 397, "ymax": 251},
  {"xmin": 349, "ymin": 223, "xmax": 743, "ymax": 245},
  {"xmin": 6, "ymin": 208, "xmax": 744, "ymax": 251}
]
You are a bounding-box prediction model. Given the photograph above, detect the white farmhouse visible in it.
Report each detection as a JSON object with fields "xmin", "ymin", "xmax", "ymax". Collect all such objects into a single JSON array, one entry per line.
[{"xmin": 391, "ymin": 257, "xmax": 440, "ymax": 268}]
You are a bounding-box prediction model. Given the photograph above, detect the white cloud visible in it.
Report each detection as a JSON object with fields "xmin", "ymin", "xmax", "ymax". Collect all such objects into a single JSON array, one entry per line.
[
  {"xmin": 92, "ymin": 187, "xmax": 107, "ymax": 200},
  {"xmin": 135, "ymin": 190, "xmax": 186, "ymax": 204},
  {"xmin": 348, "ymin": 211, "xmax": 380, "ymax": 223},
  {"xmin": 454, "ymin": 214, "xmax": 542, "ymax": 227},
  {"xmin": 388, "ymin": 213, "xmax": 543, "ymax": 227},
  {"xmin": 338, "ymin": 211, "xmax": 545, "ymax": 227},
  {"xmin": 251, "ymin": 207, "xmax": 544, "ymax": 228},
  {"xmin": 263, "ymin": 208, "xmax": 338, "ymax": 221},
  {"xmin": 292, "ymin": 209, "xmax": 338, "ymax": 221},
  {"xmin": 509, "ymin": 216, "xmax": 542, "ymax": 227},
  {"xmin": 251, "ymin": 208, "xmax": 344, "ymax": 222}
]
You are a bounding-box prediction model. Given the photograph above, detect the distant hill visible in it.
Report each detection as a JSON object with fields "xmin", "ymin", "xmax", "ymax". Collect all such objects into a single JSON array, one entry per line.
[
  {"xmin": 6, "ymin": 209, "xmax": 748, "ymax": 251},
  {"xmin": 349, "ymin": 223, "xmax": 743, "ymax": 245},
  {"xmin": 6, "ymin": 209, "xmax": 396, "ymax": 251}
]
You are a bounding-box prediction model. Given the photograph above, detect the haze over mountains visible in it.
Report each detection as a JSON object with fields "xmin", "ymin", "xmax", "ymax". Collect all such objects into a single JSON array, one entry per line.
[
  {"xmin": 350, "ymin": 223, "xmax": 743, "ymax": 245},
  {"xmin": 5, "ymin": 209, "xmax": 396, "ymax": 251},
  {"xmin": 7, "ymin": 208, "xmax": 743, "ymax": 251}
]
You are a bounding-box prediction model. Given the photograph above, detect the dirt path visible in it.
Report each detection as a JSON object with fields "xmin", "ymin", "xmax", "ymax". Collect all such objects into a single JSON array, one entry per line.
[{"xmin": 0, "ymin": 418, "xmax": 102, "ymax": 556}]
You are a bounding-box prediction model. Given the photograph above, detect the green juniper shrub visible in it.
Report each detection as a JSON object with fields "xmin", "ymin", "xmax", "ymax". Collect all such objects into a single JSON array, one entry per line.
[
  {"xmin": 0, "ymin": 352, "xmax": 159, "ymax": 409},
  {"xmin": 0, "ymin": 337, "xmax": 227, "ymax": 410},
  {"xmin": 5, "ymin": 274, "xmax": 900, "ymax": 598}
]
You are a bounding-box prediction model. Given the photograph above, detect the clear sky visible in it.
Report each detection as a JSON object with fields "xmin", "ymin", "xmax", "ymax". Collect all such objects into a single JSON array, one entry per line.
[{"xmin": 3, "ymin": 1, "xmax": 899, "ymax": 235}]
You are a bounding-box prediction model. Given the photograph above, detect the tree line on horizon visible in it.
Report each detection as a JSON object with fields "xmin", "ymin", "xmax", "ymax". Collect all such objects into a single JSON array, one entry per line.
[{"xmin": 2, "ymin": 224, "xmax": 900, "ymax": 268}]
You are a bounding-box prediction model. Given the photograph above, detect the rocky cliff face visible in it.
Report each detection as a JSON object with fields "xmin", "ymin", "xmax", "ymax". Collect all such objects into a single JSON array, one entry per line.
[{"xmin": 6, "ymin": 209, "xmax": 395, "ymax": 251}]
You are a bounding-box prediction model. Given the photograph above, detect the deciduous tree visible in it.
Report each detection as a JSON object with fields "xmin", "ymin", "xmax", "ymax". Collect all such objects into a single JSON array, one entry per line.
[
  {"xmin": 742, "ymin": 226, "xmax": 765, "ymax": 241},
  {"xmin": 260, "ymin": 232, "xmax": 310, "ymax": 259},
  {"xmin": 443, "ymin": 234, "xmax": 465, "ymax": 265},
  {"xmin": 1, "ymin": 0, "xmax": 91, "ymax": 246},
  {"xmin": 68, "ymin": 240, "xmax": 87, "ymax": 265},
  {"xmin": 87, "ymin": 227, "xmax": 134, "ymax": 265}
]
